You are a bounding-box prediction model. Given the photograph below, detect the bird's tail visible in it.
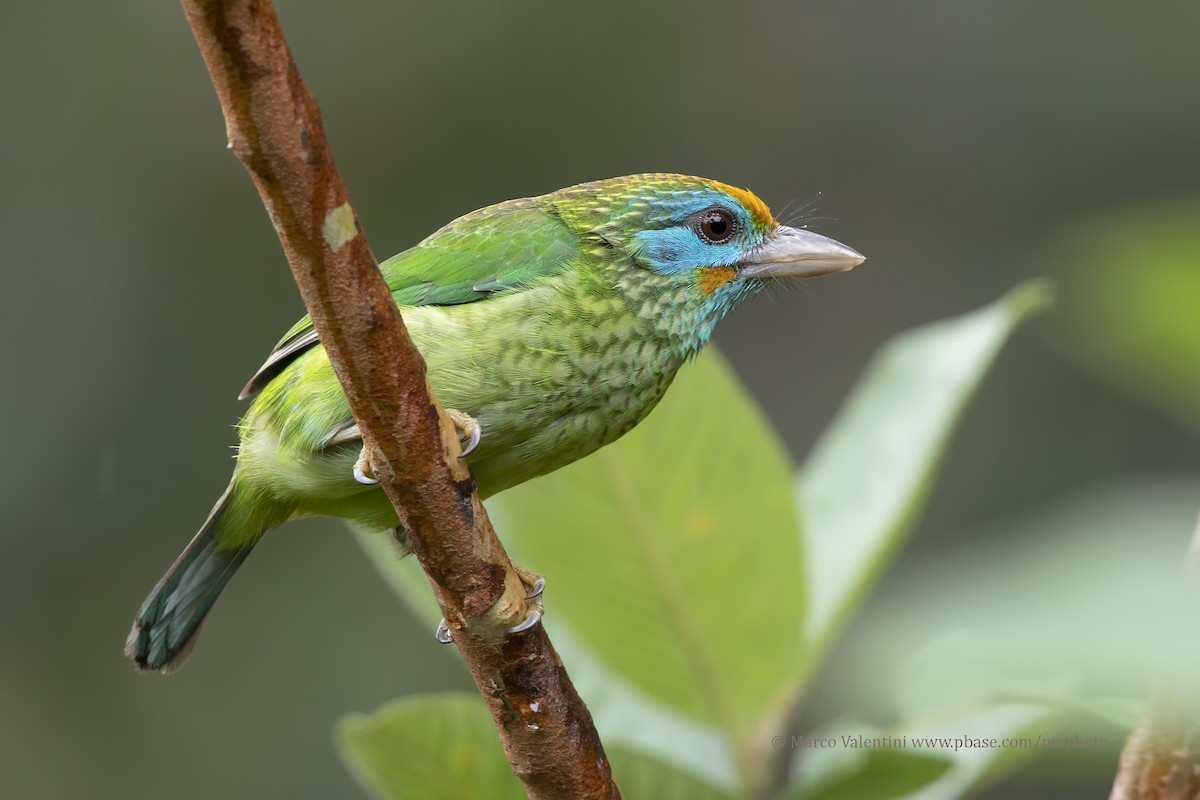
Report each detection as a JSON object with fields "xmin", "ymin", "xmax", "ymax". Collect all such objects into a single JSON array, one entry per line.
[{"xmin": 125, "ymin": 475, "xmax": 266, "ymax": 673}]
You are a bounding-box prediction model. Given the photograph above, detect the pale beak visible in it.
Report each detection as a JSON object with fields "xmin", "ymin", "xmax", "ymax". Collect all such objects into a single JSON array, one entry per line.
[{"xmin": 737, "ymin": 225, "xmax": 865, "ymax": 279}]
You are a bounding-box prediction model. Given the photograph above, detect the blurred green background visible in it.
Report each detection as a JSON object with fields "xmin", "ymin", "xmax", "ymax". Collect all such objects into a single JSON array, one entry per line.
[{"xmin": 2, "ymin": 2, "xmax": 1197, "ymax": 798}]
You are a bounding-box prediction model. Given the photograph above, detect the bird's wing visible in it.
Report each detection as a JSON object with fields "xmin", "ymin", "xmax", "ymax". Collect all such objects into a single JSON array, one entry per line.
[{"xmin": 238, "ymin": 200, "xmax": 579, "ymax": 399}]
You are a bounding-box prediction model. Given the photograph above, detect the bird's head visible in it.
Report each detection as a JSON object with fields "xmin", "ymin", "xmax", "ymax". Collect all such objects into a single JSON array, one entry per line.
[{"xmin": 552, "ymin": 173, "xmax": 864, "ymax": 351}]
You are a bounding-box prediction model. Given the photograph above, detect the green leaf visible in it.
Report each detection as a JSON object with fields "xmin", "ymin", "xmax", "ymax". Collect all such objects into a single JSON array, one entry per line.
[
  {"xmin": 831, "ymin": 477, "xmax": 1200, "ymax": 705},
  {"xmin": 778, "ymin": 282, "xmax": 1054, "ymax": 797},
  {"xmin": 795, "ymin": 478, "xmax": 1200, "ymax": 799},
  {"xmin": 336, "ymin": 693, "xmax": 525, "ymax": 800},
  {"xmin": 798, "ymin": 280, "xmax": 1053, "ymax": 650},
  {"xmin": 1055, "ymin": 201, "xmax": 1200, "ymax": 429},
  {"xmin": 785, "ymin": 739, "xmax": 952, "ymax": 800},
  {"xmin": 891, "ymin": 632, "xmax": 1075, "ymax": 722},
  {"xmin": 880, "ymin": 707, "xmax": 1063, "ymax": 800},
  {"xmin": 492, "ymin": 348, "xmax": 804, "ymax": 745},
  {"xmin": 783, "ymin": 708, "xmax": 1065, "ymax": 800},
  {"xmin": 350, "ymin": 533, "xmax": 742, "ymax": 788},
  {"xmin": 531, "ymin": 622, "xmax": 740, "ymax": 790},
  {"xmin": 608, "ymin": 746, "xmax": 735, "ymax": 800},
  {"xmin": 336, "ymin": 692, "xmax": 737, "ymax": 800},
  {"xmin": 1001, "ymin": 695, "xmax": 1143, "ymax": 732}
]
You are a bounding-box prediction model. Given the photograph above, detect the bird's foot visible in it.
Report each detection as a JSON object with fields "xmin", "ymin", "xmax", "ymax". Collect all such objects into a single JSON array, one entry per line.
[
  {"xmin": 434, "ymin": 569, "xmax": 546, "ymax": 644},
  {"xmin": 446, "ymin": 408, "xmax": 481, "ymax": 458},
  {"xmin": 514, "ymin": 564, "xmax": 546, "ymax": 601},
  {"xmin": 353, "ymin": 446, "xmax": 379, "ymax": 485},
  {"xmin": 507, "ymin": 565, "xmax": 546, "ymax": 633},
  {"xmin": 350, "ymin": 409, "xmax": 476, "ymax": 484}
]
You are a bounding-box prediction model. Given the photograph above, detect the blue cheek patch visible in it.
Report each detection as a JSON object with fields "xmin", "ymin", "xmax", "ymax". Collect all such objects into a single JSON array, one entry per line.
[{"xmin": 632, "ymin": 227, "xmax": 742, "ymax": 274}]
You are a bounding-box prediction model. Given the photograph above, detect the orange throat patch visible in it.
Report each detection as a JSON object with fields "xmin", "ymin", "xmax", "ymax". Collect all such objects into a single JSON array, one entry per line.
[{"xmin": 698, "ymin": 266, "xmax": 738, "ymax": 295}]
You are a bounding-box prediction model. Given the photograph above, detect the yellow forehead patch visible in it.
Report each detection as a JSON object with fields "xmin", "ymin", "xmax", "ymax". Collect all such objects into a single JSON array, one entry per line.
[
  {"xmin": 707, "ymin": 180, "xmax": 776, "ymax": 229},
  {"xmin": 698, "ymin": 266, "xmax": 738, "ymax": 295}
]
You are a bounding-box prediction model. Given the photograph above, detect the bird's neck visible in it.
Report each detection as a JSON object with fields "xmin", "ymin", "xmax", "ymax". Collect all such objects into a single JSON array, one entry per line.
[{"xmin": 590, "ymin": 257, "xmax": 758, "ymax": 364}]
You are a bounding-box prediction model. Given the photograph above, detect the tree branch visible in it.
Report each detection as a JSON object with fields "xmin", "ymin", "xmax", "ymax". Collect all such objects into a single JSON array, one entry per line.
[
  {"xmin": 1109, "ymin": 515, "xmax": 1200, "ymax": 800},
  {"xmin": 1110, "ymin": 694, "xmax": 1200, "ymax": 800},
  {"xmin": 177, "ymin": 2, "xmax": 620, "ymax": 797}
]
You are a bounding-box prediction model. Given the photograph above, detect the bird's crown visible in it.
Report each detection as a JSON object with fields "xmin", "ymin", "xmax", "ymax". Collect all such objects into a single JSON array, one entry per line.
[{"xmin": 551, "ymin": 173, "xmax": 774, "ymax": 238}]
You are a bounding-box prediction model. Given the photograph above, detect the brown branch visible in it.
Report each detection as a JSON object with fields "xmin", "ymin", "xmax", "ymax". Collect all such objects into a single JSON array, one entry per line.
[
  {"xmin": 1110, "ymin": 695, "xmax": 1200, "ymax": 800},
  {"xmin": 177, "ymin": 2, "xmax": 620, "ymax": 797},
  {"xmin": 1109, "ymin": 515, "xmax": 1200, "ymax": 800}
]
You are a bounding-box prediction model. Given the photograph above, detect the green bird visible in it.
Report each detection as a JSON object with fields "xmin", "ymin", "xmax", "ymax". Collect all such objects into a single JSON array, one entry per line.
[{"xmin": 126, "ymin": 173, "xmax": 863, "ymax": 672}]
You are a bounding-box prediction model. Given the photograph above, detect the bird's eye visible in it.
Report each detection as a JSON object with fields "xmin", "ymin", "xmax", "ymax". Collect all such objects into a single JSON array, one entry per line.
[{"xmin": 696, "ymin": 208, "xmax": 736, "ymax": 244}]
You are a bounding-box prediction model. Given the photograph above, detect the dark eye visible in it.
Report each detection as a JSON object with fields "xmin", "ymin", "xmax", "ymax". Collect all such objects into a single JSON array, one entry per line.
[{"xmin": 696, "ymin": 208, "xmax": 736, "ymax": 244}]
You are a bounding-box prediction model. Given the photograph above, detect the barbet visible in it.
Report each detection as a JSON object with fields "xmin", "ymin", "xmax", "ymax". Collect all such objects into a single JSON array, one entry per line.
[{"xmin": 126, "ymin": 173, "xmax": 863, "ymax": 672}]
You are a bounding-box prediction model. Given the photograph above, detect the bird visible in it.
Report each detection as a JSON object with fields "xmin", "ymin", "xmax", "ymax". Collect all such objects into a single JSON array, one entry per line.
[{"xmin": 126, "ymin": 173, "xmax": 864, "ymax": 673}]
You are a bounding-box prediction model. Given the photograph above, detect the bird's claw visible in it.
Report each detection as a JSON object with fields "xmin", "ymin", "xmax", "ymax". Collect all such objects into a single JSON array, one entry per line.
[
  {"xmin": 353, "ymin": 447, "xmax": 380, "ymax": 485},
  {"xmin": 350, "ymin": 411, "xmax": 477, "ymax": 483},
  {"xmin": 514, "ymin": 565, "xmax": 546, "ymax": 601},
  {"xmin": 433, "ymin": 573, "xmax": 546, "ymax": 644},
  {"xmin": 507, "ymin": 610, "xmax": 541, "ymax": 634},
  {"xmin": 446, "ymin": 408, "xmax": 481, "ymax": 458}
]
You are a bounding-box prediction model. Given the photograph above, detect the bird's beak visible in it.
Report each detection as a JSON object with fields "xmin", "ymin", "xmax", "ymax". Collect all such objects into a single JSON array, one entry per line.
[{"xmin": 737, "ymin": 225, "xmax": 865, "ymax": 279}]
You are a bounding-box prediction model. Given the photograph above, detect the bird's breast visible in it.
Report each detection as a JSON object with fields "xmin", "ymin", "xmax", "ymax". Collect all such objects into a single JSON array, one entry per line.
[{"xmin": 408, "ymin": 284, "xmax": 686, "ymax": 496}]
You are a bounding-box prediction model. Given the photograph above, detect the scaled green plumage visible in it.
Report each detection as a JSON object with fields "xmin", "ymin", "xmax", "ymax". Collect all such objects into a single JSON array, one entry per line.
[{"xmin": 127, "ymin": 174, "xmax": 863, "ymax": 672}]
